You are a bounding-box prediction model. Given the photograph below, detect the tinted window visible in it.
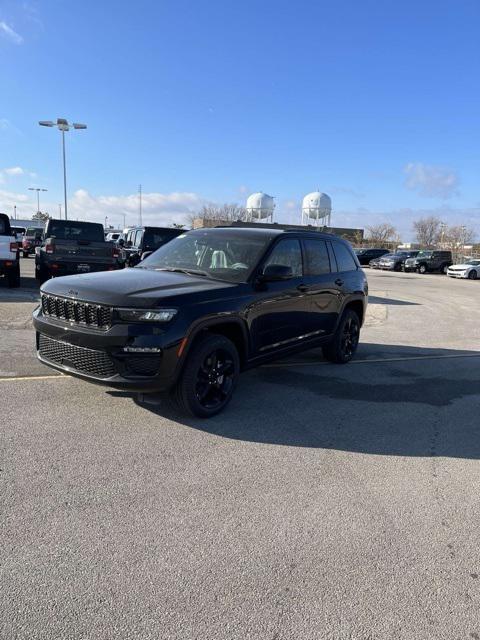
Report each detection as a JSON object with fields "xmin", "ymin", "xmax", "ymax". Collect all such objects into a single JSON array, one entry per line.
[
  {"xmin": 264, "ymin": 238, "xmax": 302, "ymax": 277},
  {"xmin": 0, "ymin": 217, "xmax": 9, "ymax": 235},
  {"xmin": 332, "ymin": 241, "xmax": 357, "ymax": 272},
  {"xmin": 303, "ymin": 239, "xmax": 330, "ymax": 275},
  {"xmin": 134, "ymin": 229, "xmax": 143, "ymax": 247},
  {"xmin": 48, "ymin": 221, "xmax": 104, "ymax": 242},
  {"xmin": 143, "ymin": 228, "xmax": 181, "ymax": 249}
]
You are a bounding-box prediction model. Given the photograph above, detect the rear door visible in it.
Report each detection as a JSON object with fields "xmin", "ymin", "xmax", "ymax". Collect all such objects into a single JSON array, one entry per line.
[{"xmin": 301, "ymin": 237, "xmax": 342, "ymax": 336}]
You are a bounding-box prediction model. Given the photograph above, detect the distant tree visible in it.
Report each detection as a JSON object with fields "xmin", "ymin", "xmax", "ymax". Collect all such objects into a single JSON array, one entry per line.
[
  {"xmin": 412, "ymin": 216, "xmax": 442, "ymax": 248},
  {"xmin": 365, "ymin": 223, "xmax": 398, "ymax": 247},
  {"xmin": 186, "ymin": 203, "xmax": 247, "ymax": 228},
  {"xmin": 172, "ymin": 222, "xmax": 185, "ymax": 229},
  {"xmin": 444, "ymin": 225, "xmax": 476, "ymax": 261},
  {"xmin": 32, "ymin": 211, "xmax": 50, "ymax": 221}
]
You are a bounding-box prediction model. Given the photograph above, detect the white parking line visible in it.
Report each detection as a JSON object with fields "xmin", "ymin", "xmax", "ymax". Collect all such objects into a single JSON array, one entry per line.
[{"xmin": 0, "ymin": 374, "xmax": 65, "ymax": 382}]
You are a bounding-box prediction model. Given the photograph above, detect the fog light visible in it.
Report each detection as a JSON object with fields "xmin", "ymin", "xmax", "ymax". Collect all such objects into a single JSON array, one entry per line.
[{"xmin": 123, "ymin": 346, "xmax": 162, "ymax": 353}]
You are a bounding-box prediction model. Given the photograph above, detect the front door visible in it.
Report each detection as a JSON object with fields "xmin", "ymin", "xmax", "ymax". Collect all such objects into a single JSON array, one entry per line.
[{"xmin": 249, "ymin": 238, "xmax": 310, "ymax": 354}]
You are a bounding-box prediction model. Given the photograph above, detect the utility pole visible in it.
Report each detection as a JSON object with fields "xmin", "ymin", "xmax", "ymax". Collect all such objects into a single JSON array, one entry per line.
[
  {"xmin": 138, "ymin": 184, "xmax": 143, "ymax": 226},
  {"xmin": 39, "ymin": 119, "xmax": 87, "ymax": 221},
  {"xmin": 58, "ymin": 204, "xmax": 63, "ymax": 219}
]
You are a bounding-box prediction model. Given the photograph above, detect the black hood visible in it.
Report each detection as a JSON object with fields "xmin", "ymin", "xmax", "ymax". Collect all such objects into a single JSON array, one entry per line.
[{"xmin": 40, "ymin": 267, "xmax": 238, "ymax": 307}]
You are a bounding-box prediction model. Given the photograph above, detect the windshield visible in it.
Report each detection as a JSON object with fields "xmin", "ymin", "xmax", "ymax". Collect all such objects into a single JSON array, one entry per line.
[
  {"xmin": 25, "ymin": 227, "xmax": 43, "ymax": 236},
  {"xmin": 47, "ymin": 221, "xmax": 104, "ymax": 242},
  {"xmin": 416, "ymin": 251, "xmax": 432, "ymax": 258},
  {"xmin": 467, "ymin": 260, "xmax": 480, "ymax": 265},
  {"xmin": 140, "ymin": 230, "xmax": 272, "ymax": 282}
]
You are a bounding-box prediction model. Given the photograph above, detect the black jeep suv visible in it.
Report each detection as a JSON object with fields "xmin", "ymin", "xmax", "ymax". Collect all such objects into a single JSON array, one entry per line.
[
  {"xmin": 403, "ymin": 250, "xmax": 453, "ymax": 274},
  {"xmin": 33, "ymin": 227, "xmax": 368, "ymax": 417}
]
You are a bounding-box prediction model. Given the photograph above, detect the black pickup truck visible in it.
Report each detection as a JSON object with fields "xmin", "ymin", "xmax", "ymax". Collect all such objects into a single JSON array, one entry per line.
[{"xmin": 35, "ymin": 219, "xmax": 122, "ymax": 284}]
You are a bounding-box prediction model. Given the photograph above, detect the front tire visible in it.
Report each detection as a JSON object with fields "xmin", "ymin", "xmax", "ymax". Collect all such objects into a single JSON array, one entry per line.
[
  {"xmin": 173, "ymin": 334, "xmax": 240, "ymax": 418},
  {"xmin": 468, "ymin": 270, "xmax": 478, "ymax": 280},
  {"xmin": 417, "ymin": 264, "xmax": 427, "ymax": 274},
  {"xmin": 322, "ymin": 309, "xmax": 361, "ymax": 364},
  {"xmin": 22, "ymin": 251, "xmax": 29, "ymax": 259}
]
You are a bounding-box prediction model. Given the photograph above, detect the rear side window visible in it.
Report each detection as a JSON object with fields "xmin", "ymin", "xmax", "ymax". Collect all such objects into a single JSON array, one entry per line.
[
  {"xmin": 264, "ymin": 238, "xmax": 303, "ymax": 277},
  {"xmin": 0, "ymin": 215, "xmax": 10, "ymax": 235},
  {"xmin": 332, "ymin": 241, "xmax": 357, "ymax": 272},
  {"xmin": 303, "ymin": 239, "xmax": 330, "ymax": 275}
]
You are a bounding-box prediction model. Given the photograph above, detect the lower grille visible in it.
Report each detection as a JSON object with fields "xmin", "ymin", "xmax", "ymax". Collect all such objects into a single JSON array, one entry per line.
[
  {"xmin": 125, "ymin": 356, "xmax": 161, "ymax": 377},
  {"xmin": 38, "ymin": 334, "xmax": 116, "ymax": 378}
]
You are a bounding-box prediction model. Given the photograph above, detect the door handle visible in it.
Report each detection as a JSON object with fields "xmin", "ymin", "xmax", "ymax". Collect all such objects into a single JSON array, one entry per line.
[
  {"xmin": 335, "ymin": 278, "xmax": 344, "ymax": 286},
  {"xmin": 297, "ymin": 284, "xmax": 309, "ymax": 292}
]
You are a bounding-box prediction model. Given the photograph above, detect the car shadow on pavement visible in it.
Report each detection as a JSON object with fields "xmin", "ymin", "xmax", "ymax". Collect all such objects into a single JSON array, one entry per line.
[
  {"xmin": 368, "ymin": 295, "xmax": 419, "ymax": 306},
  {"xmin": 117, "ymin": 342, "xmax": 480, "ymax": 458}
]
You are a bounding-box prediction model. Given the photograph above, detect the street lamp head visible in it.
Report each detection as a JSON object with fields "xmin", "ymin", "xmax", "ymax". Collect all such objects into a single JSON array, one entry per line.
[
  {"xmin": 39, "ymin": 120, "xmax": 55, "ymax": 127},
  {"xmin": 73, "ymin": 123, "xmax": 87, "ymax": 130}
]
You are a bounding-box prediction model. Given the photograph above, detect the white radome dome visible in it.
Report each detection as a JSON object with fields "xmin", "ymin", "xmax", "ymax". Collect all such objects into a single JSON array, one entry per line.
[
  {"xmin": 246, "ymin": 192, "xmax": 275, "ymax": 220},
  {"xmin": 302, "ymin": 192, "xmax": 332, "ymax": 220}
]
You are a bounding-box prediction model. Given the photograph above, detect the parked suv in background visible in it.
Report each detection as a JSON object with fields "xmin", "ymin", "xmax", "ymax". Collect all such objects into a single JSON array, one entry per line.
[
  {"xmin": 33, "ymin": 227, "xmax": 368, "ymax": 417},
  {"xmin": 121, "ymin": 226, "xmax": 184, "ymax": 267},
  {"xmin": 35, "ymin": 219, "xmax": 122, "ymax": 284},
  {"xmin": 404, "ymin": 250, "xmax": 453, "ymax": 274},
  {"xmin": 378, "ymin": 250, "xmax": 419, "ymax": 271},
  {"xmin": 22, "ymin": 226, "xmax": 44, "ymax": 257},
  {"xmin": 0, "ymin": 213, "xmax": 20, "ymax": 287},
  {"xmin": 354, "ymin": 247, "xmax": 390, "ymax": 265}
]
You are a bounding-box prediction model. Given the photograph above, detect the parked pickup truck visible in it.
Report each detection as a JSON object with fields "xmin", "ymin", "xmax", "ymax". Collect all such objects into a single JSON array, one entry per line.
[
  {"xmin": 35, "ymin": 219, "xmax": 122, "ymax": 284},
  {"xmin": 0, "ymin": 213, "xmax": 20, "ymax": 287}
]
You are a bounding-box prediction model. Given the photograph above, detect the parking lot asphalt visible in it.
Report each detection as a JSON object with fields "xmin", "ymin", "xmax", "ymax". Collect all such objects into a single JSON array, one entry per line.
[{"xmin": 1, "ymin": 259, "xmax": 480, "ymax": 639}]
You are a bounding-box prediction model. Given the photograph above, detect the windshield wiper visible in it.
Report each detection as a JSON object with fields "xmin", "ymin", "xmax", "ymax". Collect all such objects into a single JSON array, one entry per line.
[{"xmin": 156, "ymin": 267, "xmax": 210, "ymax": 277}]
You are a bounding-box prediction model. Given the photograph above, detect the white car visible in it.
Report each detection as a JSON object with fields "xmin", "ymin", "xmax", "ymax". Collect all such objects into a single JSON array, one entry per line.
[{"xmin": 447, "ymin": 259, "xmax": 480, "ymax": 280}]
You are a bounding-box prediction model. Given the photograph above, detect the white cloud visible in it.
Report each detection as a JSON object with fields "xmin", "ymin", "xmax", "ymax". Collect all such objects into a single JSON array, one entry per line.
[
  {"xmin": 404, "ymin": 162, "xmax": 459, "ymax": 199},
  {"xmin": 68, "ymin": 189, "xmax": 207, "ymax": 227},
  {"xmin": 4, "ymin": 166, "xmax": 24, "ymax": 176},
  {"xmin": 0, "ymin": 21, "xmax": 24, "ymax": 45}
]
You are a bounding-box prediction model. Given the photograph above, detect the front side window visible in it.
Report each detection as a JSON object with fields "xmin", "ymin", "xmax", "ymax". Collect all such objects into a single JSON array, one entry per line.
[
  {"xmin": 332, "ymin": 241, "xmax": 357, "ymax": 272},
  {"xmin": 303, "ymin": 239, "xmax": 330, "ymax": 275},
  {"xmin": 264, "ymin": 238, "xmax": 303, "ymax": 277}
]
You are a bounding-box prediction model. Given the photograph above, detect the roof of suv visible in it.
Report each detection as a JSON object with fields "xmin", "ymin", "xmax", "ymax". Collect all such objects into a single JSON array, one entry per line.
[{"xmin": 209, "ymin": 225, "xmax": 348, "ymax": 242}]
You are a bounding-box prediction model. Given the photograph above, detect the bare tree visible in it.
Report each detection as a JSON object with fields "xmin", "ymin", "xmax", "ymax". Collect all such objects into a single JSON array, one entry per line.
[
  {"xmin": 412, "ymin": 216, "xmax": 442, "ymax": 248},
  {"xmin": 186, "ymin": 203, "xmax": 247, "ymax": 228},
  {"xmin": 32, "ymin": 211, "xmax": 50, "ymax": 222},
  {"xmin": 444, "ymin": 225, "xmax": 476, "ymax": 261},
  {"xmin": 365, "ymin": 223, "xmax": 398, "ymax": 247}
]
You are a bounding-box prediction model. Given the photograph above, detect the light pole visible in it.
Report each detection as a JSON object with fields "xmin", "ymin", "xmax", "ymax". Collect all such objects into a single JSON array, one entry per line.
[
  {"xmin": 104, "ymin": 216, "xmax": 108, "ymax": 229},
  {"xmin": 28, "ymin": 187, "xmax": 48, "ymax": 215},
  {"xmin": 58, "ymin": 203, "xmax": 63, "ymax": 219},
  {"xmin": 39, "ymin": 118, "xmax": 87, "ymax": 221}
]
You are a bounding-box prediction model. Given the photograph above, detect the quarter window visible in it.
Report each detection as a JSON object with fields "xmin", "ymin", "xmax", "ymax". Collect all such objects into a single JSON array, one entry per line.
[
  {"xmin": 332, "ymin": 241, "xmax": 357, "ymax": 272},
  {"xmin": 264, "ymin": 238, "xmax": 303, "ymax": 277},
  {"xmin": 303, "ymin": 239, "xmax": 330, "ymax": 275}
]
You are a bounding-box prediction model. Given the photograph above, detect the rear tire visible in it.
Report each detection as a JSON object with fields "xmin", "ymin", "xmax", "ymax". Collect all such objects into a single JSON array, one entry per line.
[
  {"xmin": 6, "ymin": 265, "xmax": 20, "ymax": 288},
  {"xmin": 322, "ymin": 309, "xmax": 361, "ymax": 364},
  {"xmin": 173, "ymin": 334, "xmax": 240, "ymax": 418},
  {"xmin": 36, "ymin": 266, "xmax": 48, "ymax": 285},
  {"xmin": 22, "ymin": 251, "xmax": 28, "ymax": 259}
]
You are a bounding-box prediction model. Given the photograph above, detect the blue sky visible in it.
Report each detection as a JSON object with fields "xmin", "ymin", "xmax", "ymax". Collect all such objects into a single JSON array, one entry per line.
[{"xmin": 1, "ymin": 0, "xmax": 479, "ymax": 238}]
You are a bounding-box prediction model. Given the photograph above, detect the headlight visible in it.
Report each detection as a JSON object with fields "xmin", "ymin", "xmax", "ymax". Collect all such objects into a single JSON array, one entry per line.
[{"xmin": 117, "ymin": 308, "xmax": 177, "ymax": 322}]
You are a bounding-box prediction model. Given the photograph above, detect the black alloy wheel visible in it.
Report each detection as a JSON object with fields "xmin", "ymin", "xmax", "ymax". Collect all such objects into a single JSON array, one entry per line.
[
  {"xmin": 323, "ymin": 308, "xmax": 361, "ymax": 364},
  {"xmin": 468, "ymin": 270, "xmax": 478, "ymax": 280},
  {"xmin": 174, "ymin": 334, "xmax": 240, "ymax": 418}
]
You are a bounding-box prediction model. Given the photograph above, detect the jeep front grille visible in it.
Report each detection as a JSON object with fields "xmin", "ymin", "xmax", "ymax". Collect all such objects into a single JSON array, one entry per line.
[
  {"xmin": 38, "ymin": 334, "xmax": 116, "ymax": 378},
  {"xmin": 41, "ymin": 294, "xmax": 112, "ymax": 329}
]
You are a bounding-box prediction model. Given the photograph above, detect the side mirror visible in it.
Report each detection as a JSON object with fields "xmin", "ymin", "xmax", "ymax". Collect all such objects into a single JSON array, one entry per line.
[
  {"xmin": 260, "ymin": 264, "xmax": 294, "ymax": 281},
  {"xmin": 118, "ymin": 238, "xmax": 125, "ymax": 247}
]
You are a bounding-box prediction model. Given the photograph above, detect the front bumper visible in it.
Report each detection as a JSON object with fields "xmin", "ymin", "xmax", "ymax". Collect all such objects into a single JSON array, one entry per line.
[
  {"xmin": 33, "ymin": 307, "xmax": 185, "ymax": 392},
  {"xmin": 447, "ymin": 271, "xmax": 467, "ymax": 278}
]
